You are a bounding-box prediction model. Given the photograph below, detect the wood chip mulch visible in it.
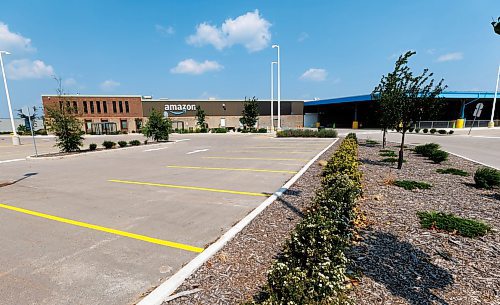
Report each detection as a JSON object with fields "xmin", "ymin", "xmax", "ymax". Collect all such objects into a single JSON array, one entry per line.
[
  {"xmin": 163, "ymin": 143, "xmax": 340, "ymax": 305},
  {"xmin": 349, "ymin": 142, "xmax": 500, "ymax": 305}
]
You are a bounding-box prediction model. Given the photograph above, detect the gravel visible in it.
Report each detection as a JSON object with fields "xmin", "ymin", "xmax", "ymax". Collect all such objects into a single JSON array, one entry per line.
[
  {"xmin": 349, "ymin": 141, "xmax": 500, "ymax": 305},
  {"xmin": 163, "ymin": 143, "xmax": 340, "ymax": 305}
]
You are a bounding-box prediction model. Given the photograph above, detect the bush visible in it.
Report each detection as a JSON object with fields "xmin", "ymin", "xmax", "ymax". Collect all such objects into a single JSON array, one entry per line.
[
  {"xmin": 379, "ymin": 150, "xmax": 396, "ymax": 157},
  {"xmin": 408, "ymin": 127, "xmax": 415, "ymax": 132},
  {"xmin": 102, "ymin": 141, "xmax": 116, "ymax": 149},
  {"xmin": 276, "ymin": 129, "xmax": 338, "ymax": 138},
  {"xmin": 211, "ymin": 127, "xmax": 227, "ymax": 133},
  {"xmin": 438, "ymin": 129, "xmax": 447, "ymax": 134},
  {"xmin": 448, "ymin": 130, "xmax": 454, "ymax": 135},
  {"xmin": 429, "ymin": 149, "xmax": 449, "ymax": 163},
  {"xmin": 129, "ymin": 140, "xmax": 141, "ymax": 146},
  {"xmin": 414, "ymin": 143, "xmax": 440, "ymax": 157},
  {"xmin": 415, "ymin": 128, "xmax": 421, "ymax": 133},
  {"xmin": 345, "ymin": 132, "xmax": 357, "ymax": 143},
  {"xmin": 430, "ymin": 128, "xmax": 437, "ymax": 134},
  {"xmin": 118, "ymin": 140, "xmax": 127, "ymax": 148},
  {"xmin": 381, "ymin": 157, "xmax": 398, "ymax": 163},
  {"xmin": 436, "ymin": 168, "xmax": 469, "ymax": 176},
  {"xmin": 423, "ymin": 128, "xmax": 429, "ymax": 133},
  {"xmin": 393, "ymin": 180, "xmax": 432, "ymax": 190},
  {"xmin": 417, "ymin": 211, "xmax": 491, "ymax": 238},
  {"xmin": 258, "ymin": 128, "xmax": 267, "ymax": 133},
  {"xmin": 474, "ymin": 167, "xmax": 500, "ymax": 189},
  {"xmin": 35, "ymin": 129, "xmax": 48, "ymax": 135},
  {"xmin": 89, "ymin": 143, "xmax": 97, "ymax": 151},
  {"xmin": 365, "ymin": 139, "xmax": 379, "ymax": 145}
]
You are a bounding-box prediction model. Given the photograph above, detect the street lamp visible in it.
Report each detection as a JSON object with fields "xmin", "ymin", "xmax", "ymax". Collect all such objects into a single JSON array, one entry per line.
[
  {"xmin": 0, "ymin": 51, "xmax": 20, "ymax": 145},
  {"xmin": 270, "ymin": 61, "xmax": 277, "ymax": 132},
  {"xmin": 272, "ymin": 44, "xmax": 281, "ymax": 130},
  {"xmin": 489, "ymin": 65, "xmax": 499, "ymax": 128},
  {"xmin": 492, "ymin": 17, "xmax": 500, "ymax": 35}
]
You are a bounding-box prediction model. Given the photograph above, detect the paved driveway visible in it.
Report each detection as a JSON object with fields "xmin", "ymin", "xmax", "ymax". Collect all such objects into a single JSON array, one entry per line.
[{"xmin": 0, "ymin": 133, "xmax": 334, "ymax": 305}]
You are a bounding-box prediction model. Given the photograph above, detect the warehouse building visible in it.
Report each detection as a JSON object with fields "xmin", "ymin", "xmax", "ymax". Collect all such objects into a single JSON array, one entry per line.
[{"xmin": 42, "ymin": 95, "xmax": 304, "ymax": 133}]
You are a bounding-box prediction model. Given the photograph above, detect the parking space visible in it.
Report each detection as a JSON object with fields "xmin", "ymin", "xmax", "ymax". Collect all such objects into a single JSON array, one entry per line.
[{"xmin": 0, "ymin": 133, "xmax": 335, "ymax": 305}]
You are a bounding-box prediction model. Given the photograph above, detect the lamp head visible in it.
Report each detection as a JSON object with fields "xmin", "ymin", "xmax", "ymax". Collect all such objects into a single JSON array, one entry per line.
[
  {"xmin": 272, "ymin": 61, "xmax": 277, "ymax": 64},
  {"xmin": 0, "ymin": 51, "xmax": 11, "ymax": 55},
  {"xmin": 272, "ymin": 44, "xmax": 278, "ymax": 48}
]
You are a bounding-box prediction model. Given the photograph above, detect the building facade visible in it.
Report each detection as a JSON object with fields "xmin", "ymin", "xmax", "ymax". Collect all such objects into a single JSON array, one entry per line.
[{"xmin": 42, "ymin": 95, "xmax": 304, "ymax": 133}]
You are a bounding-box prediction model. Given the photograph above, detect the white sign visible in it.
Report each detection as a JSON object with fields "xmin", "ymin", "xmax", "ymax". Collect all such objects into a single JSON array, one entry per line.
[
  {"xmin": 473, "ymin": 103, "xmax": 484, "ymax": 118},
  {"xmin": 164, "ymin": 104, "xmax": 196, "ymax": 115}
]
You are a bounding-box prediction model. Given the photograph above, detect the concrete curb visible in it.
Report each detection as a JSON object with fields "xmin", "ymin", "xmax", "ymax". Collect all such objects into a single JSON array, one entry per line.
[{"xmin": 136, "ymin": 138, "xmax": 340, "ymax": 305}]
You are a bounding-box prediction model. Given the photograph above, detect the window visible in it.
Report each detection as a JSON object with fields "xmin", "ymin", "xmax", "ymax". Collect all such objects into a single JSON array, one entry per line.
[
  {"xmin": 85, "ymin": 120, "xmax": 92, "ymax": 132},
  {"xmin": 103, "ymin": 101, "xmax": 108, "ymax": 113},
  {"xmin": 120, "ymin": 119, "xmax": 128, "ymax": 130},
  {"xmin": 90, "ymin": 101, "xmax": 95, "ymax": 114},
  {"xmin": 72, "ymin": 101, "xmax": 78, "ymax": 113},
  {"xmin": 112, "ymin": 101, "xmax": 117, "ymax": 113},
  {"xmin": 119, "ymin": 101, "xmax": 123, "ymax": 113},
  {"xmin": 96, "ymin": 101, "xmax": 101, "ymax": 113},
  {"xmin": 66, "ymin": 101, "xmax": 71, "ymax": 111},
  {"xmin": 125, "ymin": 101, "xmax": 129, "ymax": 113},
  {"xmin": 59, "ymin": 101, "xmax": 63, "ymax": 110},
  {"xmin": 83, "ymin": 101, "xmax": 88, "ymax": 113}
]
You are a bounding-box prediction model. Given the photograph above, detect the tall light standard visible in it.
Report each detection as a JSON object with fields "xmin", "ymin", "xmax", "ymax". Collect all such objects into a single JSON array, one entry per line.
[
  {"xmin": 272, "ymin": 44, "xmax": 281, "ymax": 130},
  {"xmin": 489, "ymin": 64, "xmax": 499, "ymax": 128},
  {"xmin": 0, "ymin": 51, "xmax": 20, "ymax": 145},
  {"xmin": 270, "ymin": 61, "xmax": 277, "ymax": 132}
]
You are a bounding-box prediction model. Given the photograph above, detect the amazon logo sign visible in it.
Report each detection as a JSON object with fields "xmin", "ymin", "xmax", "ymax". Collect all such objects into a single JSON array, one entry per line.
[{"xmin": 164, "ymin": 104, "xmax": 196, "ymax": 115}]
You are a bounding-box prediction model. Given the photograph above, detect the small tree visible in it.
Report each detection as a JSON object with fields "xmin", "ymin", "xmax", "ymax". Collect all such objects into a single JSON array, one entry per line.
[
  {"xmin": 142, "ymin": 109, "xmax": 172, "ymax": 141},
  {"xmin": 374, "ymin": 51, "xmax": 446, "ymax": 169},
  {"xmin": 239, "ymin": 96, "xmax": 259, "ymax": 130},
  {"xmin": 195, "ymin": 105, "xmax": 207, "ymax": 129}
]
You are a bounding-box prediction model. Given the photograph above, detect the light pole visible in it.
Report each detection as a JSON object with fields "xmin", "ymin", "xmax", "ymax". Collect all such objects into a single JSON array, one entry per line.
[
  {"xmin": 272, "ymin": 44, "xmax": 281, "ymax": 130},
  {"xmin": 0, "ymin": 51, "xmax": 20, "ymax": 145},
  {"xmin": 489, "ymin": 64, "xmax": 499, "ymax": 128},
  {"xmin": 270, "ymin": 61, "xmax": 277, "ymax": 132}
]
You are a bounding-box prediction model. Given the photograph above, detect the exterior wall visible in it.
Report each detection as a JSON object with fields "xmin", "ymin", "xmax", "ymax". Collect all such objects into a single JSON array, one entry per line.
[
  {"xmin": 169, "ymin": 115, "xmax": 303, "ymax": 130},
  {"xmin": 0, "ymin": 118, "xmax": 45, "ymax": 133}
]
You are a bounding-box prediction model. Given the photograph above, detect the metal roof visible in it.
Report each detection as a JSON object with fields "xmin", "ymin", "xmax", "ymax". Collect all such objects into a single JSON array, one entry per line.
[{"xmin": 304, "ymin": 91, "xmax": 496, "ymax": 106}]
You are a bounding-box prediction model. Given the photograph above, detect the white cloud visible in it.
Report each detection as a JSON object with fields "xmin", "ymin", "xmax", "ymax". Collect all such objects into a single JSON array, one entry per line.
[
  {"xmin": 170, "ymin": 59, "xmax": 223, "ymax": 75},
  {"xmin": 437, "ymin": 52, "xmax": 463, "ymax": 62},
  {"xmin": 100, "ymin": 79, "xmax": 120, "ymax": 91},
  {"xmin": 300, "ymin": 68, "xmax": 328, "ymax": 82},
  {"xmin": 6, "ymin": 59, "xmax": 54, "ymax": 80},
  {"xmin": 0, "ymin": 22, "xmax": 35, "ymax": 52},
  {"xmin": 298, "ymin": 32, "xmax": 309, "ymax": 42},
  {"xmin": 156, "ymin": 25, "xmax": 175, "ymax": 36},
  {"xmin": 63, "ymin": 77, "xmax": 77, "ymax": 87},
  {"xmin": 187, "ymin": 10, "xmax": 271, "ymax": 52}
]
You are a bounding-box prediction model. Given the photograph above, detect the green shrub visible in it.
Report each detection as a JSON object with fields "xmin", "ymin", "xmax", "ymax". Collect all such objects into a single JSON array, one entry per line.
[
  {"xmin": 276, "ymin": 129, "xmax": 337, "ymax": 138},
  {"xmin": 417, "ymin": 211, "xmax": 491, "ymax": 238},
  {"xmin": 35, "ymin": 129, "xmax": 48, "ymax": 135},
  {"xmin": 117, "ymin": 140, "xmax": 127, "ymax": 148},
  {"xmin": 474, "ymin": 167, "xmax": 500, "ymax": 189},
  {"xmin": 89, "ymin": 143, "xmax": 97, "ymax": 151},
  {"xmin": 423, "ymin": 128, "xmax": 429, "ymax": 133},
  {"xmin": 438, "ymin": 129, "xmax": 447, "ymax": 134},
  {"xmin": 258, "ymin": 128, "xmax": 267, "ymax": 133},
  {"xmin": 129, "ymin": 140, "xmax": 141, "ymax": 146},
  {"xmin": 393, "ymin": 180, "xmax": 432, "ymax": 190},
  {"xmin": 346, "ymin": 132, "xmax": 357, "ymax": 143},
  {"xmin": 414, "ymin": 143, "xmax": 440, "ymax": 157},
  {"xmin": 211, "ymin": 127, "xmax": 227, "ymax": 133},
  {"xmin": 381, "ymin": 157, "xmax": 398, "ymax": 163},
  {"xmin": 436, "ymin": 168, "xmax": 469, "ymax": 176},
  {"xmin": 415, "ymin": 128, "xmax": 421, "ymax": 133},
  {"xmin": 379, "ymin": 151, "xmax": 396, "ymax": 157},
  {"xmin": 408, "ymin": 127, "xmax": 415, "ymax": 132},
  {"xmin": 429, "ymin": 149, "xmax": 448, "ymax": 163},
  {"xmin": 448, "ymin": 130, "xmax": 454, "ymax": 135},
  {"xmin": 365, "ymin": 139, "xmax": 379, "ymax": 145},
  {"xmin": 102, "ymin": 141, "xmax": 116, "ymax": 149},
  {"xmin": 430, "ymin": 128, "xmax": 437, "ymax": 134}
]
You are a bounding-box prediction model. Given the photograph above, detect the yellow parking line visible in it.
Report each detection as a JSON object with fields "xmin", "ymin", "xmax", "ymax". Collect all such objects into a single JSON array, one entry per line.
[
  {"xmin": 203, "ymin": 156, "xmax": 308, "ymax": 161},
  {"xmin": 0, "ymin": 203, "xmax": 203, "ymax": 253},
  {"xmin": 167, "ymin": 165, "xmax": 298, "ymax": 174},
  {"xmin": 108, "ymin": 179, "xmax": 268, "ymax": 197}
]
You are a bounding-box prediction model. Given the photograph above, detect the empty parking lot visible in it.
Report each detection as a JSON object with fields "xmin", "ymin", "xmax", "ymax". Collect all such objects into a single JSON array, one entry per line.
[{"xmin": 0, "ymin": 133, "xmax": 335, "ymax": 305}]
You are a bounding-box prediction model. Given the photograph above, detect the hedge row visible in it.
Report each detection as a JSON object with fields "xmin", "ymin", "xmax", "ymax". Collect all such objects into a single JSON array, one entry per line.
[
  {"xmin": 276, "ymin": 129, "xmax": 338, "ymax": 138},
  {"xmin": 255, "ymin": 137, "xmax": 361, "ymax": 304}
]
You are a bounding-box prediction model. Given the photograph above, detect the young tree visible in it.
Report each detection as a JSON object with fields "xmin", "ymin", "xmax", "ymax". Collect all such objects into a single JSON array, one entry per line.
[
  {"xmin": 142, "ymin": 108, "xmax": 172, "ymax": 141},
  {"xmin": 374, "ymin": 51, "xmax": 446, "ymax": 169},
  {"xmin": 239, "ymin": 96, "xmax": 259, "ymax": 130},
  {"xmin": 195, "ymin": 105, "xmax": 207, "ymax": 130},
  {"xmin": 45, "ymin": 76, "xmax": 84, "ymax": 152}
]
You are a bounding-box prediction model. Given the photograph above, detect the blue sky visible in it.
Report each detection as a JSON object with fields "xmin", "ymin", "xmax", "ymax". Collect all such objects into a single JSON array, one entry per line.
[{"xmin": 0, "ymin": 0, "xmax": 499, "ymax": 117}]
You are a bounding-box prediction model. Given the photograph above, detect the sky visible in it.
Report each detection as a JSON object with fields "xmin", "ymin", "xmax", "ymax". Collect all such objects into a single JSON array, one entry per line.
[{"xmin": 0, "ymin": 0, "xmax": 499, "ymax": 117}]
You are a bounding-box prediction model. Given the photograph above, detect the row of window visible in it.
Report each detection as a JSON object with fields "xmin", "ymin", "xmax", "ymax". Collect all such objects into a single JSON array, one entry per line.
[{"xmin": 59, "ymin": 100, "xmax": 130, "ymax": 114}]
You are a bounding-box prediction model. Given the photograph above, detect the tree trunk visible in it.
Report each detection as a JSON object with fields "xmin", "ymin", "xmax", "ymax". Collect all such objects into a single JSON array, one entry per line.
[
  {"xmin": 398, "ymin": 130, "xmax": 406, "ymax": 169},
  {"xmin": 382, "ymin": 128, "xmax": 387, "ymax": 148}
]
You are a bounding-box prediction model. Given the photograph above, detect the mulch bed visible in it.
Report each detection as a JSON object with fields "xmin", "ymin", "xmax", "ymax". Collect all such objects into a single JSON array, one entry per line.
[
  {"xmin": 349, "ymin": 141, "xmax": 500, "ymax": 305},
  {"xmin": 163, "ymin": 143, "xmax": 340, "ymax": 305}
]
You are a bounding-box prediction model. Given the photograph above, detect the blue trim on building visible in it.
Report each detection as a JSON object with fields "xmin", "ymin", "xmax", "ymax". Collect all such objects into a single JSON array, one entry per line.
[{"xmin": 305, "ymin": 91, "xmax": 495, "ymax": 106}]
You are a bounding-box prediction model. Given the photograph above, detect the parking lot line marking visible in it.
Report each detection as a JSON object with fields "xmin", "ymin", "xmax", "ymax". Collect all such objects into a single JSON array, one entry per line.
[
  {"xmin": 227, "ymin": 150, "xmax": 313, "ymax": 154},
  {"xmin": 167, "ymin": 165, "xmax": 298, "ymax": 174},
  {"xmin": 108, "ymin": 179, "xmax": 269, "ymax": 197},
  {"xmin": 186, "ymin": 149, "xmax": 209, "ymax": 155},
  {"xmin": 0, "ymin": 158, "xmax": 26, "ymax": 164},
  {"xmin": 144, "ymin": 147, "xmax": 168, "ymax": 152},
  {"xmin": 0, "ymin": 203, "xmax": 203, "ymax": 253},
  {"xmin": 203, "ymin": 156, "xmax": 309, "ymax": 161}
]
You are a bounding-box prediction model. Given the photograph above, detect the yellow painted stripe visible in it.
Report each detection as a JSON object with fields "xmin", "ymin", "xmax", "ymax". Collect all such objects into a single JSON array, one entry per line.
[
  {"xmin": 203, "ymin": 156, "xmax": 308, "ymax": 161},
  {"xmin": 167, "ymin": 165, "xmax": 298, "ymax": 174},
  {"xmin": 109, "ymin": 179, "xmax": 268, "ymax": 197},
  {"xmin": 0, "ymin": 203, "xmax": 203, "ymax": 253}
]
